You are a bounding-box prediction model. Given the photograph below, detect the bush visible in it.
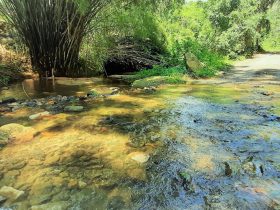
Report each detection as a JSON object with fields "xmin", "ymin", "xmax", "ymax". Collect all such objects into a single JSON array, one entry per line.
[
  {"xmin": 0, "ymin": 64, "xmax": 22, "ymax": 86},
  {"xmin": 262, "ymin": 37, "xmax": 280, "ymax": 52},
  {"xmin": 135, "ymin": 66, "xmax": 185, "ymax": 79}
]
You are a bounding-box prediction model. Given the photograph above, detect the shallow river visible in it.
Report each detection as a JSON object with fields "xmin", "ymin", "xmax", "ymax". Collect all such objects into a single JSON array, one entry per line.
[{"xmin": 0, "ymin": 78, "xmax": 279, "ymax": 210}]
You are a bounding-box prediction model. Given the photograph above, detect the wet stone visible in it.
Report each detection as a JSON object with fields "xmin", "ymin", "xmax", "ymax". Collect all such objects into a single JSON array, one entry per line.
[
  {"xmin": 64, "ymin": 106, "xmax": 84, "ymax": 112},
  {"xmin": 260, "ymin": 91, "xmax": 274, "ymax": 96},
  {"xmin": 31, "ymin": 201, "xmax": 69, "ymax": 210},
  {"xmin": 129, "ymin": 152, "xmax": 150, "ymax": 164},
  {"xmin": 0, "ymin": 123, "xmax": 37, "ymax": 143},
  {"xmin": 0, "ymin": 195, "xmax": 7, "ymax": 203},
  {"xmin": 0, "ymin": 186, "xmax": 24, "ymax": 202},
  {"xmin": 0, "ymin": 106, "xmax": 11, "ymax": 113},
  {"xmin": 224, "ymin": 162, "xmax": 233, "ymax": 176},
  {"xmin": 78, "ymin": 181, "xmax": 87, "ymax": 189},
  {"xmin": 0, "ymin": 97, "xmax": 16, "ymax": 104},
  {"xmin": 29, "ymin": 111, "xmax": 51, "ymax": 120}
]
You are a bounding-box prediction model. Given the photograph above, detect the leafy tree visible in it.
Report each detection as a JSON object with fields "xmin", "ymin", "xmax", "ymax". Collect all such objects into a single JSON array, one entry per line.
[
  {"xmin": 206, "ymin": 0, "xmax": 276, "ymax": 57},
  {"xmin": 80, "ymin": 0, "xmax": 169, "ymax": 75},
  {"xmin": 262, "ymin": 1, "xmax": 280, "ymax": 52}
]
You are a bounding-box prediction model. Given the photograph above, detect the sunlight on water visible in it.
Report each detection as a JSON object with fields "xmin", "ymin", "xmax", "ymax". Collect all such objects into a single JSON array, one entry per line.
[{"xmin": 0, "ymin": 78, "xmax": 279, "ymax": 209}]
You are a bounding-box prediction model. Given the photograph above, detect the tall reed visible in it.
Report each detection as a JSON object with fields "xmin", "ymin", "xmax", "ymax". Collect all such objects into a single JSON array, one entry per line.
[{"xmin": 0, "ymin": 0, "xmax": 109, "ymax": 76}]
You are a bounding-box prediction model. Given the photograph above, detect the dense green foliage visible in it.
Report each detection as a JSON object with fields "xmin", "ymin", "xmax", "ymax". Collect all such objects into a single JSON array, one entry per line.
[
  {"xmin": 262, "ymin": 2, "xmax": 280, "ymax": 52},
  {"xmin": 0, "ymin": 0, "xmax": 278, "ymax": 82},
  {"xmin": 206, "ymin": 0, "xmax": 276, "ymax": 57},
  {"xmin": 135, "ymin": 66, "xmax": 185, "ymax": 79},
  {"xmin": 81, "ymin": 0, "xmax": 277, "ymax": 78}
]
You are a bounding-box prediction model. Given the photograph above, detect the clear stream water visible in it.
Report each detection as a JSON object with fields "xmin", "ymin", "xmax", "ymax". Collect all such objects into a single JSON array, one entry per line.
[{"xmin": 0, "ymin": 78, "xmax": 279, "ymax": 210}]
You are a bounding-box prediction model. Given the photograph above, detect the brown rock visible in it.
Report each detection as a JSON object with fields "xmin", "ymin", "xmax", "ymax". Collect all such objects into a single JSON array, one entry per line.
[{"xmin": 0, "ymin": 123, "xmax": 37, "ymax": 143}]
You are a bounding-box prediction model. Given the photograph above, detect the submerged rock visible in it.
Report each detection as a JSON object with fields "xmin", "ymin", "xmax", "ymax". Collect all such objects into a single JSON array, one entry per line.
[
  {"xmin": 64, "ymin": 106, "xmax": 84, "ymax": 112},
  {"xmin": 129, "ymin": 152, "xmax": 150, "ymax": 163},
  {"xmin": 0, "ymin": 186, "xmax": 24, "ymax": 202},
  {"xmin": 110, "ymin": 87, "xmax": 120, "ymax": 95},
  {"xmin": 78, "ymin": 181, "xmax": 87, "ymax": 189},
  {"xmin": 0, "ymin": 97, "xmax": 17, "ymax": 104},
  {"xmin": 0, "ymin": 123, "xmax": 37, "ymax": 143},
  {"xmin": 29, "ymin": 111, "xmax": 51, "ymax": 120},
  {"xmin": 31, "ymin": 201, "xmax": 69, "ymax": 210}
]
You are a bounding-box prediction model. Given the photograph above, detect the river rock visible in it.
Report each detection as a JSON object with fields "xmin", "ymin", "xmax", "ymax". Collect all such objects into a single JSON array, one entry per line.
[
  {"xmin": 61, "ymin": 96, "xmax": 68, "ymax": 102},
  {"xmin": 184, "ymin": 52, "xmax": 205, "ymax": 72},
  {"xmin": 29, "ymin": 111, "xmax": 51, "ymax": 120},
  {"xmin": 64, "ymin": 106, "xmax": 84, "ymax": 112},
  {"xmin": 0, "ymin": 106, "xmax": 11, "ymax": 113},
  {"xmin": 0, "ymin": 186, "xmax": 24, "ymax": 202},
  {"xmin": 0, "ymin": 97, "xmax": 17, "ymax": 104},
  {"xmin": 7, "ymin": 102, "xmax": 20, "ymax": 108},
  {"xmin": 0, "ymin": 195, "xmax": 7, "ymax": 203},
  {"xmin": 144, "ymin": 86, "xmax": 156, "ymax": 93},
  {"xmin": 36, "ymin": 101, "xmax": 43, "ymax": 106},
  {"xmin": 78, "ymin": 181, "xmax": 87, "ymax": 189},
  {"xmin": 0, "ymin": 123, "xmax": 37, "ymax": 143},
  {"xmin": 110, "ymin": 87, "xmax": 120, "ymax": 95},
  {"xmin": 26, "ymin": 101, "xmax": 37, "ymax": 107},
  {"xmin": 260, "ymin": 91, "xmax": 274, "ymax": 96},
  {"xmin": 31, "ymin": 201, "xmax": 68, "ymax": 210},
  {"xmin": 129, "ymin": 152, "xmax": 150, "ymax": 163}
]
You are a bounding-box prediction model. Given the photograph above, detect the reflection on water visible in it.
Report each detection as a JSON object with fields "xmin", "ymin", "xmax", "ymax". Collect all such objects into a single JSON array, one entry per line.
[{"xmin": 0, "ymin": 78, "xmax": 128, "ymax": 100}]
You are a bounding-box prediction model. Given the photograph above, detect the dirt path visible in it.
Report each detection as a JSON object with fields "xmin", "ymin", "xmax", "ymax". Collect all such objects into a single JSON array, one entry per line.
[
  {"xmin": 192, "ymin": 53, "xmax": 280, "ymax": 85},
  {"xmin": 224, "ymin": 54, "xmax": 280, "ymax": 84}
]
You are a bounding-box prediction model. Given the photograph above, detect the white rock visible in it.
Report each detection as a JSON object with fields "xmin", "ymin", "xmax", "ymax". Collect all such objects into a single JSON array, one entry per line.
[
  {"xmin": 130, "ymin": 152, "xmax": 150, "ymax": 164},
  {"xmin": 29, "ymin": 111, "xmax": 51, "ymax": 120}
]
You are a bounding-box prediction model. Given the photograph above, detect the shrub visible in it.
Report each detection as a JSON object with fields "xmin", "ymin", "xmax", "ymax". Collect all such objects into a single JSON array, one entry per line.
[{"xmin": 135, "ymin": 66, "xmax": 185, "ymax": 79}]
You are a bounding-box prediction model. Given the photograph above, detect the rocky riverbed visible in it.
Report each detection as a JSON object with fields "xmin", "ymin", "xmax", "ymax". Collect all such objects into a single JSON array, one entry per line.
[{"xmin": 0, "ymin": 63, "xmax": 280, "ymax": 210}]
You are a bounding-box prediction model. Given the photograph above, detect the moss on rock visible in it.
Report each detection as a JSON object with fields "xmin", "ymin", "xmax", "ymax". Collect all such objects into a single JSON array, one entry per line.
[{"xmin": 132, "ymin": 76, "xmax": 185, "ymax": 88}]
